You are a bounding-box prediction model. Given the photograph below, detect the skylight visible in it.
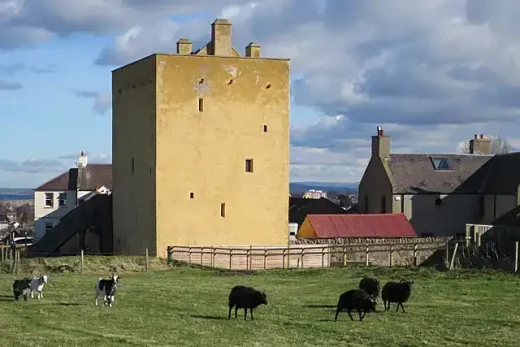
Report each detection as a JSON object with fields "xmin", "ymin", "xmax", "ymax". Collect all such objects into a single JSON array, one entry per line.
[{"xmin": 431, "ymin": 157, "xmax": 452, "ymax": 170}]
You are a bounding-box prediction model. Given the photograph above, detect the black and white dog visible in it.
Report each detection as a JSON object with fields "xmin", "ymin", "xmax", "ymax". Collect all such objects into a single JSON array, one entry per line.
[
  {"xmin": 30, "ymin": 275, "xmax": 48, "ymax": 299},
  {"xmin": 95, "ymin": 274, "xmax": 119, "ymax": 307}
]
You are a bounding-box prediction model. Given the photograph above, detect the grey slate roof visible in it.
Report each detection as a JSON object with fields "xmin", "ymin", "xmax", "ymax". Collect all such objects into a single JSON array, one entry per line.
[
  {"xmin": 386, "ymin": 154, "xmax": 492, "ymax": 194},
  {"xmin": 34, "ymin": 164, "xmax": 112, "ymax": 191}
]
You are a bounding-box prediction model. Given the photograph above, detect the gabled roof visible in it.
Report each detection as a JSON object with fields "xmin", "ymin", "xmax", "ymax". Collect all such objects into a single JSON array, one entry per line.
[
  {"xmin": 305, "ymin": 213, "xmax": 417, "ymax": 238},
  {"xmin": 386, "ymin": 154, "xmax": 491, "ymax": 194},
  {"xmin": 491, "ymin": 205, "xmax": 520, "ymax": 227},
  {"xmin": 289, "ymin": 197, "xmax": 347, "ymax": 226},
  {"xmin": 456, "ymin": 152, "xmax": 520, "ymax": 194},
  {"xmin": 34, "ymin": 164, "xmax": 112, "ymax": 191}
]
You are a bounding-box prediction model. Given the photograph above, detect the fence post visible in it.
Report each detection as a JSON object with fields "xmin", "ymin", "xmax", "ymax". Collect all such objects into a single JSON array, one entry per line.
[
  {"xmin": 365, "ymin": 245, "xmax": 369, "ymax": 266},
  {"xmin": 515, "ymin": 241, "xmax": 519, "ymax": 273},
  {"xmin": 445, "ymin": 242, "xmax": 449, "ymax": 266},
  {"xmin": 263, "ymin": 249, "xmax": 267, "ymax": 270},
  {"xmin": 188, "ymin": 247, "xmax": 192, "ymax": 264},
  {"xmin": 301, "ymin": 248, "xmax": 305, "ymax": 269},
  {"xmin": 449, "ymin": 243, "xmax": 459, "ymax": 270},
  {"xmin": 229, "ymin": 249, "xmax": 232, "ymax": 270},
  {"xmin": 211, "ymin": 246, "xmax": 214, "ymax": 267},
  {"xmin": 80, "ymin": 250, "xmax": 84, "ymax": 274},
  {"xmin": 343, "ymin": 246, "xmax": 347, "ymax": 266},
  {"xmin": 200, "ymin": 247, "xmax": 204, "ymax": 266},
  {"xmin": 389, "ymin": 244, "xmax": 394, "ymax": 267},
  {"xmin": 145, "ymin": 248, "xmax": 149, "ymax": 272},
  {"xmin": 167, "ymin": 246, "xmax": 172, "ymax": 264},
  {"xmin": 249, "ymin": 245, "xmax": 253, "ymax": 270},
  {"xmin": 321, "ymin": 247, "xmax": 325, "ymax": 268},
  {"xmin": 282, "ymin": 249, "xmax": 286, "ymax": 269},
  {"xmin": 413, "ymin": 244, "xmax": 418, "ymax": 266}
]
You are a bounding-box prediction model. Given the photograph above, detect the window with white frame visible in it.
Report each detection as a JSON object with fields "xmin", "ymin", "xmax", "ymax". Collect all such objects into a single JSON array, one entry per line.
[
  {"xmin": 58, "ymin": 193, "xmax": 67, "ymax": 207},
  {"xmin": 45, "ymin": 193, "xmax": 54, "ymax": 207}
]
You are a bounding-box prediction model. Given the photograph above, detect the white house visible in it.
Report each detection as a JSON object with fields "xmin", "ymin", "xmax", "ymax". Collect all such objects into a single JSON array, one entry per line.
[{"xmin": 33, "ymin": 152, "xmax": 112, "ymax": 240}]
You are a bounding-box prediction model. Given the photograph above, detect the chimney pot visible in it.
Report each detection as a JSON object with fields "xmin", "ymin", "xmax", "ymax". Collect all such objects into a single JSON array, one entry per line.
[
  {"xmin": 474, "ymin": 134, "xmax": 478, "ymax": 139},
  {"xmin": 245, "ymin": 42, "xmax": 261, "ymax": 57},
  {"xmin": 480, "ymin": 134, "xmax": 484, "ymax": 139}
]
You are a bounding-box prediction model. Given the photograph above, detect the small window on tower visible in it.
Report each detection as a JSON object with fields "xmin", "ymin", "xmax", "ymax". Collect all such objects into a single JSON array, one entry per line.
[
  {"xmin": 220, "ymin": 203, "xmax": 226, "ymax": 218},
  {"xmin": 131, "ymin": 157, "xmax": 135, "ymax": 174},
  {"xmin": 263, "ymin": 125, "xmax": 268, "ymax": 132},
  {"xmin": 245, "ymin": 159, "xmax": 254, "ymax": 173},
  {"xmin": 198, "ymin": 98, "xmax": 204, "ymax": 112}
]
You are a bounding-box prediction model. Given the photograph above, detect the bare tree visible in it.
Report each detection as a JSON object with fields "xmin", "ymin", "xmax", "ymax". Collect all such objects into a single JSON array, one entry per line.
[{"xmin": 461, "ymin": 135, "xmax": 514, "ymax": 155}]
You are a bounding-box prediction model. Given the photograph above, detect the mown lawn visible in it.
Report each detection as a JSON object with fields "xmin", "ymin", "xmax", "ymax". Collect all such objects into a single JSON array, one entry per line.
[{"xmin": 0, "ymin": 265, "xmax": 518, "ymax": 347}]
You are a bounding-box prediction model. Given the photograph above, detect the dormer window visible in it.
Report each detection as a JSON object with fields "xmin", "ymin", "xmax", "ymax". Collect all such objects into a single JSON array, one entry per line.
[{"xmin": 431, "ymin": 157, "xmax": 452, "ymax": 170}]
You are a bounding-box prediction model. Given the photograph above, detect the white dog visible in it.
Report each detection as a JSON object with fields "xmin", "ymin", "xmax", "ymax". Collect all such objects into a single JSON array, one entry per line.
[{"xmin": 30, "ymin": 275, "xmax": 48, "ymax": 299}]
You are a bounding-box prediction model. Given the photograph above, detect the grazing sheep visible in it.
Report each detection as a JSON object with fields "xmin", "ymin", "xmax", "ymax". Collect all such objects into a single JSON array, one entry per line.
[
  {"xmin": 381, "ymin": 279, "xmax": 414, "ymax": 313},
  {"xmin": 13, "ymin": 278, "xmax": 32, "ymax": 301},
  {"xmin": 30, "ymin": 275, "xmax": 48, "ymax": 299},
  {"xmin": 228, "ymin": 285, "xmax": 268, "ymax": 321},
  {"xmin": 335, "ymin": 289, "xmax": 377, "ymax": 321},
  {"xmin": 359, "ymin": 277, "xmax": 380, "ymax": 299}
]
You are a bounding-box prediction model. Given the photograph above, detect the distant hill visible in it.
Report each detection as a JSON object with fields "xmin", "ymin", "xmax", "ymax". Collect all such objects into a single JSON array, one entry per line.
[{"xmin": 290, "ymin": 182, "xmax": 359, "ymax": 194}]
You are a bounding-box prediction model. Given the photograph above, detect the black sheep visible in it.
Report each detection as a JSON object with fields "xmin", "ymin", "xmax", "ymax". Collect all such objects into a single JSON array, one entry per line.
[
  {"xmin": 359, "ymin": 277, "xmax": 380, "ymax": 299},
  {"xmin": 228, "ymin": 286, "xmax": 268, "ymax": 321},
  {"xmin": 13, "ymin": 278, "xmax": 32, "ymax": 301},
  {"xmin": 335, "ymin": 289, "xmax": 377, "ymax": 321},
  {"xmin": 381, "ymin": 279, "xmax": 414, "ymax": 313}
]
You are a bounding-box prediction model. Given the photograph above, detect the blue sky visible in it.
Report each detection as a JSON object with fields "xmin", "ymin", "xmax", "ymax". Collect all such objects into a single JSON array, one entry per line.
[{"xmin": 1, "ymin": 1, "xmax": 520, "ymax": 188}]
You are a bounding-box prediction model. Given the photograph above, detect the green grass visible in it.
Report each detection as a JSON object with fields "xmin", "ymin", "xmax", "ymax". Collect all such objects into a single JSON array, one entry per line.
[{"xmin": 0, "ymin": 262, "xmax": 519, "ymax": 347}]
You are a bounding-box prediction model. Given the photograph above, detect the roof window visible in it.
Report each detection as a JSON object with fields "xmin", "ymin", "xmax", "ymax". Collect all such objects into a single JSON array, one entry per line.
[{"xmin": 431, "ymin": 157, "xmax": 452, "ymax": 170}]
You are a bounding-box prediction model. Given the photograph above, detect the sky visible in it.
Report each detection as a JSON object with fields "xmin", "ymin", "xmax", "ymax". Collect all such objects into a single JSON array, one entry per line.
[{"xmin": 1, "ymin": 0, "xmax": 520, "ymax": 188}]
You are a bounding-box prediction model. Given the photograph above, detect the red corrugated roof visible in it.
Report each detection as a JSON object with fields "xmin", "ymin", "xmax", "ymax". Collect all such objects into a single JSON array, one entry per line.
[{"xmin": 306, "ymin": 213, "xmax": 417, "ymax": 238}]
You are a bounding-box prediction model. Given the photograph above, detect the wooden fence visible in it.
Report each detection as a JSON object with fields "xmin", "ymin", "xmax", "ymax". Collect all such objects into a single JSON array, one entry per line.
[{"xmin": 167, "ymin": 241, "xmax": 451, "ymax": 270}]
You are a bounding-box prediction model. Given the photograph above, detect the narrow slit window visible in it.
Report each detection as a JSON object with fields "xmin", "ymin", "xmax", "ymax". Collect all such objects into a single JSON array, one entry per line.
[
  {"xmin": 220, "ymin": 203, "xmax": 226, "ymax": 218},
  {"xmin": 190, "ymin": 192, "xmax": 194, "ymax": 199},
  {"xmin": 198, "ymin": 98, "xmax": 204, "ymax": 112},
  {"xmin": 263, "ymin": 125, "xmax": 268, "ymax": 132},
  {"xmin": 131, "ymin": 157, "xmax": 135, "ymax": 174},
  {"xmin": 245, "ymin": 159, "xmax": 254, "ymax": 173}
]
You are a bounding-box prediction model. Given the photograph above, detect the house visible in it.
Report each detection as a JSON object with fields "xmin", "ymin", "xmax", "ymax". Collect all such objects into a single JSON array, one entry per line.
[
  {"xmin": 298, "ymin": 213, "xmax": 417, "ymax": 239},
  {"xmin": 112, "ymin": 18, "xmax": 290, "ymax": 256},
  {"xmin": 289, "ymin": 197, "xmax": 349, "ymax": 228},
  {"xmin": 359, "ymin": 127, "xmax": 520, "ymax": 236},
  {"xmin": 33, "ymin": 152, "xmax": 112, "ymax": 240}
]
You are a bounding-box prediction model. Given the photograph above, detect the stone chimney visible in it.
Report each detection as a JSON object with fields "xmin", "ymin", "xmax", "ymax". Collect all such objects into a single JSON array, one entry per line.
[
  {"xmin": 176, "ymin": 38, "xmax": 192, "ymax": 55},
  {"xmin": 371, "ymin": 126, "xmax": 390, "ymax": 159},
  {"xmin": 245, "ymin": 42, "xmax": 261, "ymax": 58},
  {"xmin": 210, "ymin": 18, "xmax": 232, "ymax": 56},
  {"xmin": 77, "ymin": 151, "xmax": 88, "ymax": 168},
  {"xmin": 469, "ymin": 134, "xmax": 491, "ymax": 155}
]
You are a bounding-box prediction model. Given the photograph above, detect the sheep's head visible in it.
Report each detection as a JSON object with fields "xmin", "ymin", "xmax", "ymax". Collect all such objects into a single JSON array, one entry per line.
[
  {"xmin": 256, "ymin": 290, "xmax": 268, "ymax": 305},
  {"xmin": 367, "ymin": 297, "xmax": 377, "ymax": 312}
]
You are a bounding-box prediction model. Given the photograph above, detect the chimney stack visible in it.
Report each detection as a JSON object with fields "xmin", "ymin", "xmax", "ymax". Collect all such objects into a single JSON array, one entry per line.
[
  {"xmin": 469, "ymin": 134, "xmax": 491, "ymax": 155},
  {"xmin": 211, "ymin": 18, "xmax": 232, "ymax": 56},
  {"xmin": 245, "ymin": 42, "xmax": 261, "ymax": 57},
  {"xmin": 372, "ymin": 126, "xmax": 390, "ymax": 159},
  {"xmin": 176, "ymin": 38, "xmax": 192, "ymax": 55},
  {"xmin": 77, "ymin": 151, "xmax": 88, "ymax": 168}
]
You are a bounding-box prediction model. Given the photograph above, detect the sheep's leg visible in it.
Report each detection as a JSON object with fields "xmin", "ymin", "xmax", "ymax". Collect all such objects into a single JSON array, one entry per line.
[
  {"xmin": 400, "ymin": 303, "xmax": 406, "ymax": 313},
  {"xmin": 250, "ymin": 309, "xmax": 254, "ymax": 321},
  {"xmin": 30, "ymin": 290, "xmax": 34, "ymax": 299},
  {"xmin": 347, "ymin": 309, "xmax": 354, "ymax": 321},
  {"xmin": 23, "ymin": 294, "xmax": 28, "ymax": 302},
  {"xmin": 244, "ymin": 308, "xmax": 247, "ymax": 321},
  {"xmin": 360, "ymin": 310, "xmax": 367, "ymax": 321},
  {"xmin": 235, "ymin": 307, "xmax": 238, "ymax": 319},
  {"xmin": 384, "ymin": 300, "xmax": 388, "ymax": 311},
  {"xmin": 334, "ymin": 308, "xmax": 341, "ymax": 321},
  {"xmin": 228, "ymin": 306, "xmax": 232, "ymax": 320},
  {"xmin": 39, "ymin": 291, "xmax": 43, "ymax": 299},
  {"xmin": 358, "ymin": 309, "xmax": 363, "ymax": 321}
]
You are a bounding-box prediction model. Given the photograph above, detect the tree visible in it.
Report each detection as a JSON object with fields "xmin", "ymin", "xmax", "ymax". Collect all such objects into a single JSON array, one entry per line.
[{"xmin": 461, "ymin": 135, "xmax": 514, "ymax": 155}]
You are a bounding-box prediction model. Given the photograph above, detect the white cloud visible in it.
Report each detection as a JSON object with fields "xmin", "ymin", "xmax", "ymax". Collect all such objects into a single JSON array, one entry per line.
[{"xmin": 71, "ymin": 89, "xmax": 111, "ymax": 115}]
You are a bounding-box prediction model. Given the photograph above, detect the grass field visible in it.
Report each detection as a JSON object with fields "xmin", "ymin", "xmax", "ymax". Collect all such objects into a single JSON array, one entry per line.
[{"xmin": 0, "ymin": 262, "xmax": 519, "ymax": 347}]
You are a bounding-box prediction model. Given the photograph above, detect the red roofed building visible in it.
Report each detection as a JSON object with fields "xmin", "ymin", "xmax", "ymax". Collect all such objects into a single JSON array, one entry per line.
[{"xmin": 298, "ymin": 213, "xmax": 417, "ymax": 239}]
